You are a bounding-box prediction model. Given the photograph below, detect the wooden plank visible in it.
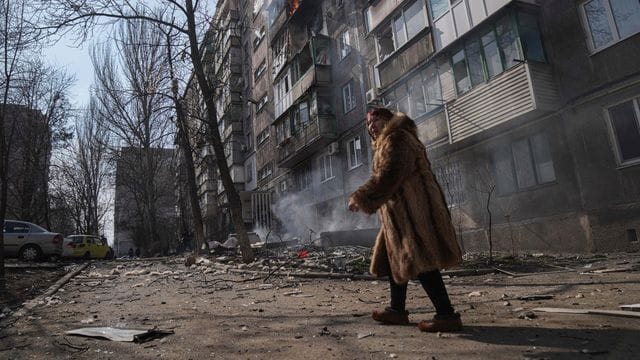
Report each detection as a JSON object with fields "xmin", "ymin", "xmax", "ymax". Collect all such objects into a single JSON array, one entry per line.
[{"xmin": 533, "ymin": 307, "xmax": 640, "ymax": 319}]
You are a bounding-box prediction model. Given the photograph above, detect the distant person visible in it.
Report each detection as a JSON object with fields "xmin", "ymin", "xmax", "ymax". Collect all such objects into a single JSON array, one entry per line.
[
  {"xmin": 182, "ymin": 231, "xmax": 193, "ymax": 252},
  {"xmin": 348, "ymin": 108, "xmax": 463, "ymax": 332},
  {"xmin": 135, "ymin": 248, "xmax": 141, "ymax": 258},
  {"xmin": 128, "ymin": 248, "xmax": 134, "ymax": 258}
]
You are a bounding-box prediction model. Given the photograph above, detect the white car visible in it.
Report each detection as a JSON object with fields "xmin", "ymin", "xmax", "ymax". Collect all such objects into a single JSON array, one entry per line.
[{"xmin": 3, "ymin": 220, "xmax": 64, "ymax": 261}]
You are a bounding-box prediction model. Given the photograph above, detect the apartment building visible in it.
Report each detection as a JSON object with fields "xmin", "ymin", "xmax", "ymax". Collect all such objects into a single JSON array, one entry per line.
[
  {"xmin": 187, "ymin": 0, "xmax": 640, "ymax": 252},
  {"xmin": 363, "ymin": 0, "xmax": 640, "ymax": 252},
  {"xmin": 114, "ymin": 147, "xmax": 176, "ymax": 256},
  {"xmin": 1, "ymin": 104, "xmax": 50, "ymax": 226}
]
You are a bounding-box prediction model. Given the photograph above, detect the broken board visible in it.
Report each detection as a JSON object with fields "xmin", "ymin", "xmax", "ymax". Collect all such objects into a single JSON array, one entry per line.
[{"xmin": 533, "ymin": 307, "xmax": 640, "ymax": 319}]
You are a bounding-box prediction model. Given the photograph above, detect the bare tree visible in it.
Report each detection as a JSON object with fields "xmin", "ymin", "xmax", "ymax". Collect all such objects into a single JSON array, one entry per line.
[
  {"xmin": 44, "ymin": 0, "xmax": 255, "ymax": 262},
  {"xmin": 471, "ymin": 164, "xmax": 497, "ymax": 264},
  {"xmin": 8, "ymin": 59, "xmax": 73, "ymax": 227},
  {"xmin": 50, "ymin": 106, "xmax": 111, "ymax": 236},
  {"xmin": 90, "ymin": 17, "xmax": 174, "ymax": 255},
  {"xmin": 164, "ymin": 29, "xmax": 206, "ymax": 255},
  {"xmin": 1, "ymin": 0, "xmax": 48, "ymax": 289}
]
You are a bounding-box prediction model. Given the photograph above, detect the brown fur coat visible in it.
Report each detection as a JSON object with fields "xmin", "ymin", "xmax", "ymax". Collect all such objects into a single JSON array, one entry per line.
[{"xmin": 350, "ymin": 113, "xmax": 462, "ymax": 284}]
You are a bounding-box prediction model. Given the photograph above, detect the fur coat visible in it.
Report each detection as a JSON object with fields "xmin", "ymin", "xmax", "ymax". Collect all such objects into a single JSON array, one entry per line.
[{"xmin": 350, "ymin": 113, "xmax": 462, "ymax": 284}]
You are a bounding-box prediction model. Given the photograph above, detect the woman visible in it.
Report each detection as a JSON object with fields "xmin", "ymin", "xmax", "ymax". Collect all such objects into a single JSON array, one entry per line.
[{"xmin": 348, "ymin": 107, "xmax": 463, "ymax": 332}]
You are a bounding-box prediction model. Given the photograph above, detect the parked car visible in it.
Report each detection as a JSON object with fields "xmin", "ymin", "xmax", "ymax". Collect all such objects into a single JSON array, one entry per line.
[
  {"xmin": 62, "ymin": 235, "xmax": 113, "ymax": 259},
  {"xmin": 3, "ymin": 220, "xmax": 64, "ymax": 261}
]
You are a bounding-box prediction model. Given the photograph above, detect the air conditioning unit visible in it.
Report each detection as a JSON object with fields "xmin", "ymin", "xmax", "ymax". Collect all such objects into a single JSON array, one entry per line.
[
  {"xmin": 327, "ymin": 142, "xmax": 339, "ymax": 155},
  {"xmin": 365, "ymin": 88, "xmax": 376, "ymax": 104}
]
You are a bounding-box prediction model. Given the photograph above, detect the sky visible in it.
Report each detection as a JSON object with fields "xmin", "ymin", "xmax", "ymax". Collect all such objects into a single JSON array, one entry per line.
[{"xmin": 44, "ymin": 38, "xmax": 95, "ymax": 108}]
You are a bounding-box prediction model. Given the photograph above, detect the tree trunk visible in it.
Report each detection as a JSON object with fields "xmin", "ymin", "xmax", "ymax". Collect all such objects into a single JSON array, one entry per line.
[
  {"xmin": 165, "ymin": 35, "xmax": 206, "ymax": 256},
  {"xmin": 184, "ymin": 0, "xmax": 253, "ymax": 262}
]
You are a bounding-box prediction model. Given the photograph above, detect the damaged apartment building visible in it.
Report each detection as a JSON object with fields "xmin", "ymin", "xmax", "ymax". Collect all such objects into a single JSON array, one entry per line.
[{"xmin": 179, "ymin": 0, "xmax": 640, "ymax": 253}]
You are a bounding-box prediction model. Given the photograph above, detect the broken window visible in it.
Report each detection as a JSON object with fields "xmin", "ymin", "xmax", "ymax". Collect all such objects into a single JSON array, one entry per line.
[
  {"xmin": 376, "ymin": 0, "xmax": 428, "ymax": 62},
  {"xmin": 607, "ymin": 97, "xmax": 640, "ymax": 164}
]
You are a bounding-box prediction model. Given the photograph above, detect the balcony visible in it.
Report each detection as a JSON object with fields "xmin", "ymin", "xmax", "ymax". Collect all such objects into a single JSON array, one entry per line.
[
  {"xmin": 365, "ymin": 0, "xmax": 404, "ymax": 33},
  {"xmin": 446, "ymin": 62, "xmax": 560, "ymax": 143},
  {"xmin": 274, "ymin": 65, "xmax": 331, "ymax": 120},
  {"xmin": 277, "ymin": 114, "xmax": 337, "ymax": 168},
  {"xmin": 376, "ymin": 31, "xmax": 433, "ymax": 89},
  {"xmin": 268, "ymin": 0, "xmax": 288, "ymax": 41}
]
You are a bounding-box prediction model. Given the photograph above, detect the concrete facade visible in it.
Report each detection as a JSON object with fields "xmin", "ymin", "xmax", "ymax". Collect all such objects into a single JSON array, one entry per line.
[{"xmin": 186, "ymin": 0, "xmax": 640, "ymax": 252}]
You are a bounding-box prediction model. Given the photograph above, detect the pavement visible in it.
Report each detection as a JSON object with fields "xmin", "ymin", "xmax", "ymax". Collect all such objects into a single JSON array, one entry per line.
[{"xmin": 1, "ymin": 251, "xmax": 640, "ymax": 359}]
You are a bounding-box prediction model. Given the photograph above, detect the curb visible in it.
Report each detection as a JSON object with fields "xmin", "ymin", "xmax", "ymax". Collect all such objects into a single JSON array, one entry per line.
[{"xmin": 12, "ymin": 262, "xmax": 90, "ymax": 317}]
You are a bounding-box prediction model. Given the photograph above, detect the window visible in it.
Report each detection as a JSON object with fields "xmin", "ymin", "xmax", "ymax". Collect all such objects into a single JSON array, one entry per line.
[
  {"xmin": 254, "ymin": 59, "xmax": 267, "ymax": 81},
  {"xmin": 347, "ymin": 136, "xmax": 363, "ymax": 169},
  {"xmin": 383, "ymin": 63, "xmax": 442, "ymax": 117},
  {"xmin": 256, "ymin": 94, "xmax": 268, "ymax": 112},
  {"xmin": 246, "ymin": 131, "xmax": 254, "ymax": 152},
  {"xmin": 493, "ymin": 133, "xmax": 556, "ymax": 193},
  {"xmin": 496, "ymin": 17, "xmax": 520, "ymax": 69},
  {"xmin": 465, "ymin": 39, "xmax": 485, "ymax": 87},
  {"xmin": 451, "ymin": 14, "xmax": 525, "ymax": 94},
  {"xmin": 257, "ymin": 128, "xmax": 270, "ymax": 146},
  {"xmin": 258, "ymin": 163, "xmax": 273, "ymax": 181},
  {"xmin": 292, "ymin": 101, "xmax": 310, "ymax": 132},
  {"xmin": 434, "ymin": 161, "xmax": 466, "ymax": 206},
  {"xmin": 607, "ymin": 97, "xmax": 640, "ymax": 164},
  {"xmin": 375, "ymin": 0, "xmax": 427, "ymax": 61},
  {"xmin": 246, "ymin": 162, "xmax": 253, "ymax": 183},
  {"xmin": 430, "ymin": 0, "xmax": 449, "ymax": 19},
  {"xmin": 3, "ymin": 221, "xmax": 29, "ymax": 233},
  {"xmin": 338, "ymin": 29, "xmax": 351, "ymax": 59},
  {"xmin": 275, "ymin": 117, "xmax": 291, "ymax": 144},
  {"xmin": 253, "ymin": 0, "xmax": 264, "ymax": 16},
  {"xmin": 452, "ymin": 49, "xmax": 471, "ymax": 93},
  {"xmin": 405, "ymin": 0, "xmax": 427, "ymax": 39},
  {"xmin": 295, "ymin": 162, "xmax": 312, "ymax": 190},
  {"xmin": 279, "ymin": 180, "xmax": 288, "ymax": 193},
  {"xmin": 518, "ymin": 13, "xmax": 546, "ymax": 62},
  {"xmin": 253, "ymin": 26, "xmax": 266, "ymax": 49},
  {"xmin": 319, "ymin": 154, "xmax": 334, "ymax": 182},
  {"xmin": 342, "ymin": 80, "xmax": 357, "ymax": 113},
  {"xmin": 482, "ymin": 30, "xmax": 502, "ymax": 78},
  {"xmin": 579, "ymin": 0, "xmax": 640, "ymax": 51}
]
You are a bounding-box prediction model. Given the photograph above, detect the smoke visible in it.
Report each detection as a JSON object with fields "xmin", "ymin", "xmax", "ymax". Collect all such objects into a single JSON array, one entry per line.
[{"xmin": 269, "ymin": 189, "xmax": 378, "ymax": 242}]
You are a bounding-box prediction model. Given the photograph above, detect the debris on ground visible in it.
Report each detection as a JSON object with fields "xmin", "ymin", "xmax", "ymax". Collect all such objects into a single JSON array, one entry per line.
[
  {"xmin": 517, "ymin": 295, "xmax": 554, "ymax": 301},
  {"xmin": 532, "ymin": 307, "xmax": 640, "ymax": 318},
  {"xmin": 65, "ymin": 327, "xmax": 174, "ymax": 343},
  {"xmin": 619, "ymin": 304, "xmax": 640, "ymax": 312}
]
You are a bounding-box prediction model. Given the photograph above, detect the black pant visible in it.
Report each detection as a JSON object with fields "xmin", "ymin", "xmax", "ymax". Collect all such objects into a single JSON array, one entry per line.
[{"xmin": 389, "ymin": 270, "xmax": 455, "ymax": 316}]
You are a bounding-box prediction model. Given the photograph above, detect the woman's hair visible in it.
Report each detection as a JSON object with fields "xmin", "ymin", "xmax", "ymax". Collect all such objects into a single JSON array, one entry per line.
[{"xmin": 367, "ymin": 107, "xmax": 394, "ymax": 120}]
